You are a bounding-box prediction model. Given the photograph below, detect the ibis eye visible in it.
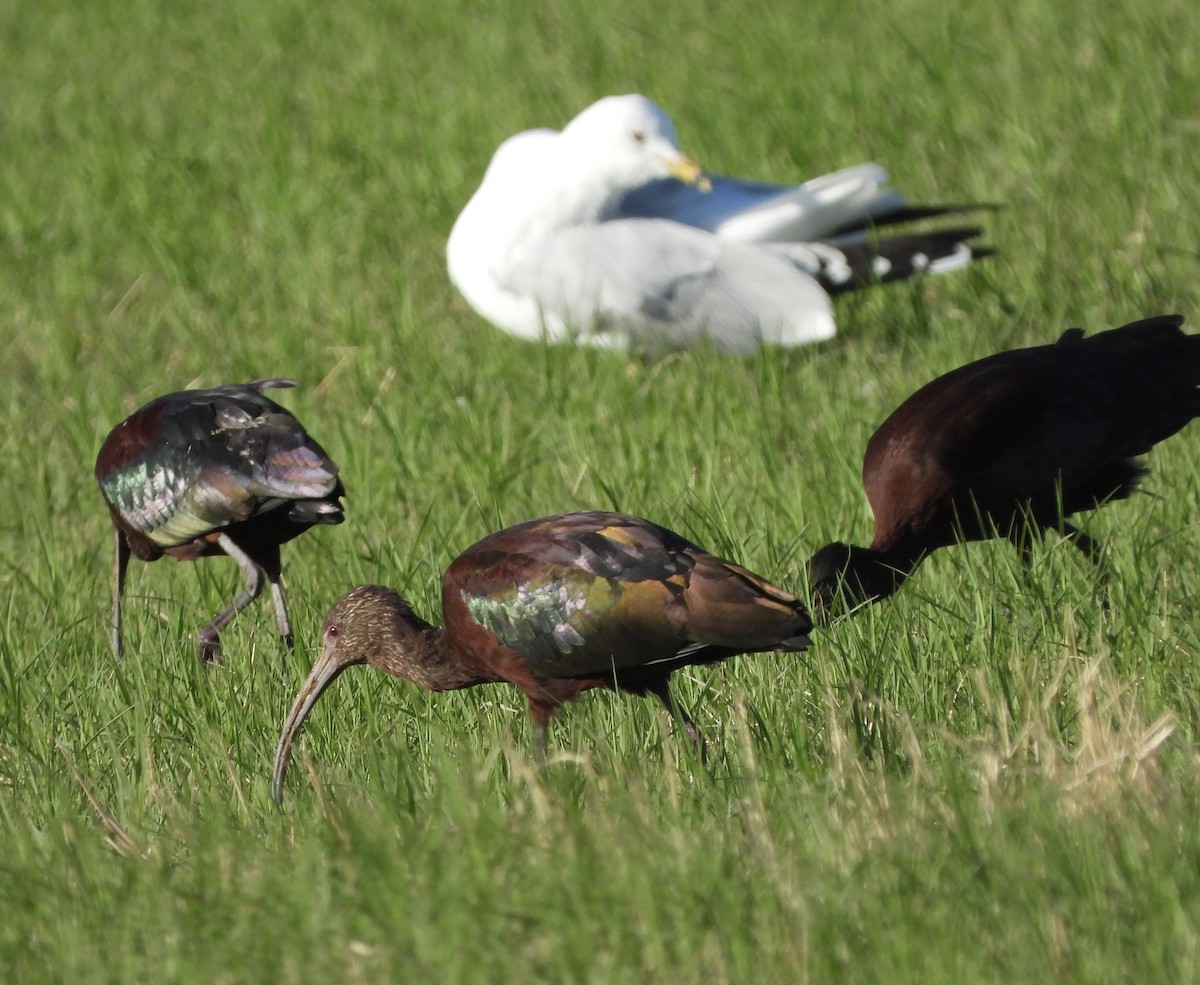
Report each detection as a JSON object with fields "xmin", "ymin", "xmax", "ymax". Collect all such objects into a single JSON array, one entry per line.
[
  {"xmin": 631, "ymin": 130, "xmax": 646, "ymax": 143},
  {"xmin": 326, "ymin": 625, "xmax": 340, "ymax": 641}
]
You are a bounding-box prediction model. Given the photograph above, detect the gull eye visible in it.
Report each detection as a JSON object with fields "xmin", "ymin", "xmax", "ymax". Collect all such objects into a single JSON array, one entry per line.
[{"xmin": 631, "ymin": 130, "xmax": 646, "ymax": 143}]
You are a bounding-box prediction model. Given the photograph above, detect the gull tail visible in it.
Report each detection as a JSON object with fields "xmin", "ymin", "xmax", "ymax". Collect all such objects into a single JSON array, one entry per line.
[{"xmin": 772, "ymin": 227, "xmax": 992, "ymax": 295}]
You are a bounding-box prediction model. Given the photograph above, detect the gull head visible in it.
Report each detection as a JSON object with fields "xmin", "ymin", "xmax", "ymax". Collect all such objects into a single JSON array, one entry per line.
[{"xmin": 560, "ymin": 94, "xmax": 710, "ymax": 193}]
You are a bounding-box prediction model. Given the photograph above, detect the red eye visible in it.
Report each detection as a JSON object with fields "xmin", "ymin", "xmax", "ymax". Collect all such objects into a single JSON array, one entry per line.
[{"xmin": 326, "ymin": 625, "xmax": 340, "ymax": 640}]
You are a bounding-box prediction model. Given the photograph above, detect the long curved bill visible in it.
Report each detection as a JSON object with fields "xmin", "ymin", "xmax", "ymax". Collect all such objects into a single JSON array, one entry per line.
[{"xmin": 270, "ymin": 640, "xmax": 354, "ymax": 804}]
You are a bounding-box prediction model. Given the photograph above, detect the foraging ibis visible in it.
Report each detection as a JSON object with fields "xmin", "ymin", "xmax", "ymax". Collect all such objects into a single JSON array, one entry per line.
[
  {"xmin": 96, "ymin": 378, "xmax": 345, "ymax": 661},
  {"xmin": 810, "ymin": 314, "xmax": 1200, "ymax": 612},
  {"xmin": 271, "ymin": 510, "xmax": 811, "ymax": 800}
]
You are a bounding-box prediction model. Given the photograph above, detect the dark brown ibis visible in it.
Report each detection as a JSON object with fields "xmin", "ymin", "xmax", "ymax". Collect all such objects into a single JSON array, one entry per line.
[
  {"xmin": 271, "ymin": 510, "xmax": 811, "ymax": 800},
  {"xmin": 96, "ymin": 378, "xmax": 345, "ymax": 661},
  {"xmin": 810, "ymin": 314, "xmax": 1200, "ymax": 613}
]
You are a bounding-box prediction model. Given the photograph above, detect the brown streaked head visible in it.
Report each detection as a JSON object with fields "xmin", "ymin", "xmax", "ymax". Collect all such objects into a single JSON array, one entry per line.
[{"xmin": 270, "ymin": 585, "xmax": 423, "ymax": 803}]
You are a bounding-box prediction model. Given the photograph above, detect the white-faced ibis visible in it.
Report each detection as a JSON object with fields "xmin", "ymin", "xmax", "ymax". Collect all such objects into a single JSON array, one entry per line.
[
  {"xmin": 447, "ymin": 93, "xmax": 990, "ymax": 355},
  {"xmin": 96, "ymin": 378, "xmax": 345, "ymax": 661},
  {"xmin": 271, "ymin": 510, "xmax": 811, "ymax": 801},
  {"xmin": 809, "ymin": 314, "xmax": 1200, "ymax": 613}
]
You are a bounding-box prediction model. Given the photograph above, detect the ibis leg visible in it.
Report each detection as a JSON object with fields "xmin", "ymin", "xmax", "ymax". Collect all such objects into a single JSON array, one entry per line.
[
  {"xmin": 646, "ymin": 678, "xmax": 702, "ymax": 750},
  {"xmin": 257, "ymin": 545, "xmax": 294, "ymax": 650},
  {"xmin": 1006, "ymin": 525, "xmax": 1037, "ymax": 569},
  {"xmin": 199, "ymin": 534, "xmax": 266, "ymax": 663},
  {"xmin": 111, "ymin": 529, "xmax": 130, "ymax": 659},
  {"xmin": 1062, "ymin": 521, "xmax": 1111, "ymax": 612},
  {"xmin": 527, "ymin": 701, "xmax": 555, "ymax": 766},
  {"xmin": 532, "ymin": 724, "xmax": 547, "ymax": 766},
  {"xmin": 1061, "ymin": 521, "xmax": 1104, "ymax": 565}
]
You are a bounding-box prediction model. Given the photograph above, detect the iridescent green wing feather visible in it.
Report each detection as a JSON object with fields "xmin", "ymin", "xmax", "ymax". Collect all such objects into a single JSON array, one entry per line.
[
  {"xmin": 98, "ymin": 382, "xmax": 340, "ymax": 548},
  {"xmin": 453, "ymin": 513, "xmax": 698, "ymax": 677},
  {"xmin": 463, "ymin": 565, "xmax": 627, "ymax": 671}
]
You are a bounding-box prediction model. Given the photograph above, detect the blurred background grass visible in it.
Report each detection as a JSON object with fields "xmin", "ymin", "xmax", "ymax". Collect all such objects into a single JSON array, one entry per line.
[{"xmin": 1, "ymin": 0, "xmax": 1199, "ymax": 980}]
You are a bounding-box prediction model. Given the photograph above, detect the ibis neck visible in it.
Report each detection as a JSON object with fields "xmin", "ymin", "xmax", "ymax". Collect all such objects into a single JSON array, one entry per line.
[
  {"xmin": 377, "ymin": 624, "xmax": 500, "ymax": 692},
  {"xmin": 854, "ymin": 544, "xmax": 926, "ymax": 604}
]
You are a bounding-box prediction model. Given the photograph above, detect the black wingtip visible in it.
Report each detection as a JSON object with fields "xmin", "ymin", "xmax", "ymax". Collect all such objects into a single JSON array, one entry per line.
[
  {"xmin": 818, "ymin": 227, "xmax": 993, "ymax": 295},
  {"xmin": 825, "ymin": 202, "xmax": 1005, "ymax": 239}
]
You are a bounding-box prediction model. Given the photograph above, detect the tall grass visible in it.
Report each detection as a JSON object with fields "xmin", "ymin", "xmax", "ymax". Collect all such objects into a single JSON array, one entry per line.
[{"xmin": 1, "ymin": 0, "xmax": 1199, "ymax": 980}]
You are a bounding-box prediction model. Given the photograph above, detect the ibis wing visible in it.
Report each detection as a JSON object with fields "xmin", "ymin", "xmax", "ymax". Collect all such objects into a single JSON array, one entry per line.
[
  {"xmin": 461, "ymin": 564, "xmax": 669, "ymax": 675},
  {"xmin": 873, "ymin": 316, "xmax": 1200, "ymax": 521},
  {"xmin": 98, "ymin": 383, "xmax": 340, "ymax": 548},
  {"xmin": 450, "ymin": 512, "xmax": 810, "ymax": 677},
  {"xmin": 680, "ymin": 554, "xmax": 812, "ymax": 651},
  {"xmin": 940, "ymin": 365, "xmax": 1132, "ymax": 498},
  {"xmin": 454, "ymin": 515, "xmax": 696, "ymax": 677},
  {"xmin": 97, "ymin": 438, "xmax": 216, "ymax": 546},
  {"xmin": 208, "ymin": 396, "xmax": 341, "ymax": 504},
  {"xmin": 948, "ymin": 321, "xmax": 1197, "ymax": 500}
]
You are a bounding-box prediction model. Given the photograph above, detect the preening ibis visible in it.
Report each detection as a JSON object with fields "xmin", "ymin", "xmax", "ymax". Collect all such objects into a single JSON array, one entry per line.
[{"xmin": 96, "ymin": 378, "xmax": 345, "ymax": 661}]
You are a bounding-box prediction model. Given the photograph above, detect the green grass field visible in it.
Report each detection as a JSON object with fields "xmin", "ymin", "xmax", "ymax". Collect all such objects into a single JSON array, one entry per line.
[{"xmin": 3, "ymin": 0, "xmax": 1200, "ymax": 980}]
